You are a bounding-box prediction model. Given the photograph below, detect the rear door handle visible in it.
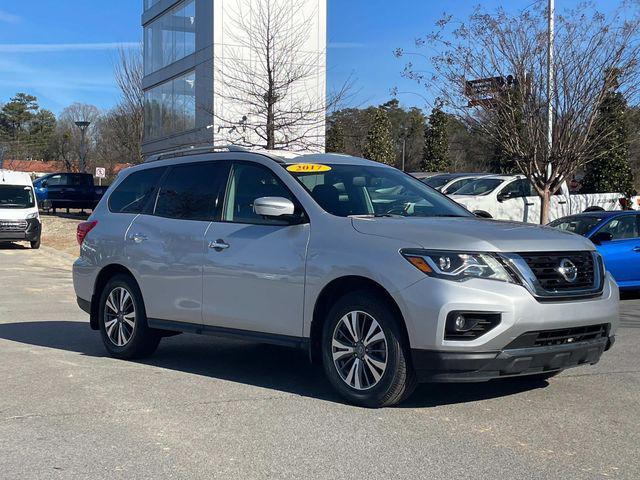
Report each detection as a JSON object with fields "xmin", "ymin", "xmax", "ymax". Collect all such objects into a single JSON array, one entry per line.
[
  {"xmin": 209, "ymin": 239, "xmax": 230, "ymax": 251},
  {"xmin": 130, "ymin": 233, "xmax": 148, "ymax": 244},
  {"xmin": 558, "ymin": 200, "xmax": 567, "ymax": 205},
  {"xmin": 525, "ymin": 202, "xmax": 534, "ymax": 206},
  {"xmin": 633, "ymin": 246, "xmax": 640, "ymax": 252}
]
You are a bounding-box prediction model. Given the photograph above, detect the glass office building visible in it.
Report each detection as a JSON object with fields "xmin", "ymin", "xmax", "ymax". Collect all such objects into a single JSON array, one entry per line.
[{"xmin": 142, "ymin": 0, "xmax": 326, "ymax": 157}]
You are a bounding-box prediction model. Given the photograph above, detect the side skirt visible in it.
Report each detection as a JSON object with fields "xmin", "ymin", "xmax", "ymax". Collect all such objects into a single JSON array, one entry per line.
[{"xmin": 147, "ymin": 318, "xmax": 309, "ymax": 350}]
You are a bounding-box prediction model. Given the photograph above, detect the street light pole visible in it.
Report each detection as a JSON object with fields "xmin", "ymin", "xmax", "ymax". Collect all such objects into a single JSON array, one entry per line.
[
  {"xmin": 546, "ymin": 0, "xmax": 555, "ymax": 182},
  {"xmin": 75, "ymin": 121, "xmax": 91, "ymax": 173}
]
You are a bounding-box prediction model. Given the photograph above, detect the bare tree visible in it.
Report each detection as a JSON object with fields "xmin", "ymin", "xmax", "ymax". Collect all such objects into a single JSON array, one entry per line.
[
  {"xmin": 212, "ymin": 0, "xmax": 341, "ymax": 151},
  {"xmin": 397, "ymin": 2, "xmax": 640, "ymax": 223},
  {"xmin": 112, "ymin": 46, "xmax": 144, "ymax": 164},
  {"xmin": 56, "ymin": 103, "xmax": 101, "ymax": 172}
]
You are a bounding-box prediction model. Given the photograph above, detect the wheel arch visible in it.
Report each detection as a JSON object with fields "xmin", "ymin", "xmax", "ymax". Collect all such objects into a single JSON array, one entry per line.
[
  {"xmin": 308, "ymin": 275, "xmax": 411, "ymax": 364},
  {"xmin": 90, "ymin": 264, "xmax": 140, "ymax": 330}
]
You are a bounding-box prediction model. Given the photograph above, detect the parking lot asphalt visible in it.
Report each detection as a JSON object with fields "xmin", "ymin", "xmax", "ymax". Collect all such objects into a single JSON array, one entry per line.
[{"xmin": 1, "ymin": 245, "xmax": 639, "ymax": 480}]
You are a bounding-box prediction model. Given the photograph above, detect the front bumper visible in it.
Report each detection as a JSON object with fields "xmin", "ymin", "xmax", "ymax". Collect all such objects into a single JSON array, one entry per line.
[
  {"xmin": 393, "ymin": 272, "xmax": 619, "ymax": 352},
  {"xmin": 0, "ymin": 218, "xmax": 41, "ymax": 242},
  {"xmin": 412, "ymin": 335, "xmax": 614, "ymax": 382}
]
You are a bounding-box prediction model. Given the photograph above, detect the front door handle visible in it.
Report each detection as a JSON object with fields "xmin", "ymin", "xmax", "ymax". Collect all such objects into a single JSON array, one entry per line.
[
  {"xmin": 209, "ymin": 239, "xmax": 230, "ymax": 251},
  {"xmin": 130, "ymin": 233, "xmax": 148, "ymax": 244}
]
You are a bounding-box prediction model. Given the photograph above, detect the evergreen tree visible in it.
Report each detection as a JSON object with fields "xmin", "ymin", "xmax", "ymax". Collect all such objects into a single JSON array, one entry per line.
[
  {"xmin": 582, "ymin": 90, "xmax": 635, "ymax": 197},
  {"xmin": 363, "ymin": 107, "xmax": 395, "ymax": 165},
  {"xmin": 422, "ymin": 105, "xmax": 449, "ymax": 172},
  {"xmin": 326, "ymin": 119, "xmax": 346, "ymax": 153},
  {"xmin": 0, "ymin": 93, "xmax": 39, "ymax": 139}
]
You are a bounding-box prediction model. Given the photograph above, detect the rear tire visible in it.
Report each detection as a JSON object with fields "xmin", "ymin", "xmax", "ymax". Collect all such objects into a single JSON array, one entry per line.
[
  {"xmin": 321, "ymin": 291, "xmax": 416, "ymax": 408},
  {"xmin": 98, "ymin": 274, "xmax": 160, "ymax": 359}
]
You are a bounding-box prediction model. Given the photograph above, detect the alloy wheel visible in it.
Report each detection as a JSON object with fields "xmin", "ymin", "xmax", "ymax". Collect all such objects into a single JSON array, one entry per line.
[
  {"xmin": 331, "ymin": 310, "xmax": 388, "ymax": 390},
  {"xmin": 104, "ymin": 286, "xmax": 136, "ymax": 347}
]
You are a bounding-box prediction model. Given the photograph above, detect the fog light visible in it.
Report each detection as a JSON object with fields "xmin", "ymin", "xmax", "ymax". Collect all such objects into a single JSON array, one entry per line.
[
  {"xmin": 454, "ymin": 315, "xmax": 467, "ymax": 331},
  {"xmin": 445, "ymin": 311, "xmax": 501, "ymax": 340}
]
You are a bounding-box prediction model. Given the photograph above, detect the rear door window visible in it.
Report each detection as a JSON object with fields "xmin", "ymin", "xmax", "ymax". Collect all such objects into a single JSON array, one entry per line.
[
  {"xmin": 109, "ymin": 167, "xmax": 166, "ymax": 214},
  {"xmin": 154, "ymin": 162, "xmax": 228, "ymax": 221}
]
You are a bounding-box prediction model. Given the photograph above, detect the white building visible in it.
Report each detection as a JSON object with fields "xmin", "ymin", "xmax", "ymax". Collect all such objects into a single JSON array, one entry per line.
[{"xmin": 142, "ymin": 0, "xmax": 327, "ymax": 157}]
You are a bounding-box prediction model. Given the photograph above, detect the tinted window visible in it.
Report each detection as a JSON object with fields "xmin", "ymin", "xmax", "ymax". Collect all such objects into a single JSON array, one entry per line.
[
  {"xmin": 224, "ymin": 163, "xmax": 295, "ymax": 225},
  {"xmin": 155, "ymin": 162, "xmax": 227, "ymax": 221},
  {"xmin": 549, "ymin": 216, "xmax": 603, "ymax": 236},
  {"xmin": 67, "ymin": 174, "xmax": 93, "ymax": 186},
  {"xmin": 109, "ymin": 167, "xmax": 166, "ymax": 214},
  {"xmin": 290, "ymin": 164, "xmax": 470, "ymax": 218},
  {"xmin": 44, "ymin": 174, "xmax": 64, "ymax": 187},
  {"xmin": 598, "ymin": 216, "xmax": 640, "ymax": 240},
  {"xmin": 499, "ymin": 179, "xmax": 531, "ymax": 198}
]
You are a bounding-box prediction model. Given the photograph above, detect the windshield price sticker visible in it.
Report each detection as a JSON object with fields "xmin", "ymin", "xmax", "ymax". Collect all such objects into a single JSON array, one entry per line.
[{"xmin": 286, "ymin": 164, "xmax": 332, "ymax": 173}]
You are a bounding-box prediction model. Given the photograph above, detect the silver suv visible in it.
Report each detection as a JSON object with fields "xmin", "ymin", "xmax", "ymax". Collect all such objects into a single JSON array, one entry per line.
[{"xmin": 73, "ymin": 149, "xmax": 619, "ymax": 407}]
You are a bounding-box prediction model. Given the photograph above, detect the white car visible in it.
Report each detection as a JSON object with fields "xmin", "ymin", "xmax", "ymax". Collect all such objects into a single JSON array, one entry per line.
[
  {"xmin": 450, "ymin": 174, "xmax": 628, "ymax": 224},
  {"xmin": 0, "ymin": 170, "xmax": 41, "ymax": 249},
  {"xmin": 422, "ymin": 173, "xmax": 489, "ymax": 195}
]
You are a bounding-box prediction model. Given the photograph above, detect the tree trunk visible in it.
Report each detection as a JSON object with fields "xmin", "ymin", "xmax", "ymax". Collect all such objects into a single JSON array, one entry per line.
[
  {"xmin": 266, "ymin": 100, "xmax": 275, "ymax": 149},
  {"xmin": 540, "ymin": 188, "xmax": 551, "ymax": 224}
]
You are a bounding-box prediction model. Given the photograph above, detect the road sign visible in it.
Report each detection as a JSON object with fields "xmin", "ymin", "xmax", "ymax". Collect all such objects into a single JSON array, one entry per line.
[{"xmin": 95, "ymin": 167, "xmax": 106, "ymax": 179}]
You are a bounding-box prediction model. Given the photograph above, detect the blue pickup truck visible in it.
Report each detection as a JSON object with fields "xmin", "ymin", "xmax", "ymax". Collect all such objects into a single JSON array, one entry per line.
[{"xmin": 33, "ymin": 173, "xmax": 107, "ymax": 213}]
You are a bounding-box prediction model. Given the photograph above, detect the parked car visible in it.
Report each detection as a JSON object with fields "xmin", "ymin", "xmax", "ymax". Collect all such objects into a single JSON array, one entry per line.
[
  {"xmin": 450, "ymin": 174, "xmax": 629, "ymax": 223},
  {"xmin": 409, "ymin": 172, "xmax": 439, "ymax": 181},
  {"xmin": 73, "ymin": 148, "xmax": 618, "ymax": 407},
  {"xmin": 549, "ymin": 211, "xmax": 640, "ymax": 290},
  {"xmin": 422, "ymin": 173, "xmax": 490, "ymax": 195},
  {"xmin": 0, "ymin": 169, "xmax": 41, "ymax": 249},
  {"xmin": 33, "ymin": 172, "xmax": 106, "ymax": 213}
]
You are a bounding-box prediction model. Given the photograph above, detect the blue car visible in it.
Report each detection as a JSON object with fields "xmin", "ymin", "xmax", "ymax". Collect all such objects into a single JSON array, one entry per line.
[{"xmin": 549, "ymin": 211, "xmax": 640, "ymax": 290}]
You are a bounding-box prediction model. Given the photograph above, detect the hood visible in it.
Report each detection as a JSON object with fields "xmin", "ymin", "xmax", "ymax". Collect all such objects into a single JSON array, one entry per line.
[
  {"xmin": 0, "ymin": 206, "xmax": 38, "ymax": 221},
  {"xmin": 351, "ymin": 216, "xmax": 595, "ymax": 252}
]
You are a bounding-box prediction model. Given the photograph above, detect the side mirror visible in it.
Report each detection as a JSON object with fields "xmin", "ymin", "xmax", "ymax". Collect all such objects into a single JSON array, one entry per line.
[
  {"xmin": 497, "ymin": 193, "xmax": 508, "ymax": 202},
  {"xmin": 254, "ymin": 196, "xmax": 296, "ymax": 219},
  {"xmin": 40, "ymin": 181, "xmax": 48, "ymax": 188},
  {"xmin": 591, "ymin": 231, "xmax": 613, "ymax": 245}
]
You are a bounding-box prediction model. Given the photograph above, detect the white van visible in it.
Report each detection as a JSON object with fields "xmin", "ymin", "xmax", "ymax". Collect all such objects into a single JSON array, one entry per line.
[{"xmin": 0, "ymin": 170, "xmax": 41, "ymax": 249}]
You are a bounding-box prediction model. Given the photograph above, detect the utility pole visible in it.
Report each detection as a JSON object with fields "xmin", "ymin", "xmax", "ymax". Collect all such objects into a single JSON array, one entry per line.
[
  {"xmin": 0, "ymin": 145, "xmax": 6, "ymax": 170},
  {"xmin": 546, "ymin": 0, "xmax": 555, "ymax": 182},
  {"xmin": 401, "ymin": 138, "xmax": 406, "ymax": 172}
]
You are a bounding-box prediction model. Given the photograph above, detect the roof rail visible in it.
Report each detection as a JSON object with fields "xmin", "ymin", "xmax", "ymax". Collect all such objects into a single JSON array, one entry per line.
[{"xmin": 145, "ymin": 144, "xmax": 254, "ymax": 163}]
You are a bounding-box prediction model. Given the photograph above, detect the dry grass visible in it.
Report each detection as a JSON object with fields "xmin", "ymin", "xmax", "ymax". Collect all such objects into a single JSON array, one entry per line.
[{"xmin": 40, "ymin": 213, "xmax": 87, "ymax": 257}]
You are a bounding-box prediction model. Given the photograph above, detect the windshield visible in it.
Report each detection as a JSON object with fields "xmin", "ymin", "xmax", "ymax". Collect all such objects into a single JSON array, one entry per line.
[
  {"xmin": 454, "ymin": 178, "xmax": 504, "ymax": 196},
  {"xmin": 288, "ymin": 164, "xmax": 470, "ymax": 218},
  {"xmin": 0, "ymin": 185, "xmax": 35, "ymax": 209},
  {"xmin": 442, "ymin": 177, "xmax": 478, "ymax": 195},
  {"xmin": 548, "ymin": 216, "xmax": 603, "ymax": 236},
  {"xmin": 422, "ymin": 175, "xmax": 451, "ymax": 189}
]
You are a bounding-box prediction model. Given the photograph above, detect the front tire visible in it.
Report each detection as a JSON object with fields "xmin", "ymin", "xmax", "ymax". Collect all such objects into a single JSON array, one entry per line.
[
  {"xmin": 98, "ymin": 274, "xmax": 160, "ymax": 359},
  {"xmin": 321, "ymin": 291, "xmax": 416, "ymax": 408},
  {"xmin": 30, "ymin": 238, "xmax": 41, "ymax": 249}
]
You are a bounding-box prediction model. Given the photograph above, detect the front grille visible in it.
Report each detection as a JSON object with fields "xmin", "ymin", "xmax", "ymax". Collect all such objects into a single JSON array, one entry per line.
[
  {"xmin": 0, "ymin": 220, "xmax": 27, "ymax": 233},
  {"xmin": 517, "ymin": 251, "xmax": 596, "ymax": 292},
  {"xmin": 506, "ymin": 324, "xmax": 609, "ymax": 349}
]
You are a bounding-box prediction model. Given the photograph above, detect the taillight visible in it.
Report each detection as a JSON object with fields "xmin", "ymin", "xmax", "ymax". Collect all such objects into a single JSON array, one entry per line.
[{"xmin": 77, "ymin": 221, "xmax": 98, "ymax": 245}]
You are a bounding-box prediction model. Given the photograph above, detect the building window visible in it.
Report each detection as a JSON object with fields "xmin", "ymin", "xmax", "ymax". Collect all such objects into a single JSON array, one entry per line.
[
  {"xmin": 144, "ymin": 71, "xmax": 196, "ymax": 141},
  {"xmin": 144, "ymin": 0, "xmax": 161, "ymax": 10},
  {"xmin": 144, "ymin": 0, "xmax": 196, "ymax": 75}
]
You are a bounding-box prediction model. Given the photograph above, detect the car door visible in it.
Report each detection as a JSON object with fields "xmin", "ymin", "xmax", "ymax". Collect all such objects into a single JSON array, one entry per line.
[
  {"xmin": 592, "ymin": 215, "xmax": 640, "ymax": 286},
  {"xmin": 43, "ymin": 174, "xmax": 66, "ymax": 205},
  {"xmin": 126, "ymin": 161, "xmax": 229, "ymax": 324},
  {"xmin": 202, "ymin": 161, "xmax": 310, "ymax": 337},
  {"xmin": 496, "ymin": 179, "xmax": 536, "ymax": 222}
]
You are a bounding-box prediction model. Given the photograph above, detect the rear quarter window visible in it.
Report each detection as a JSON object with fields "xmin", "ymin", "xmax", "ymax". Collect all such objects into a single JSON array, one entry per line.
[{"xmin": 108, "ymin": 167, "xmax": 166, "ymax": 214}]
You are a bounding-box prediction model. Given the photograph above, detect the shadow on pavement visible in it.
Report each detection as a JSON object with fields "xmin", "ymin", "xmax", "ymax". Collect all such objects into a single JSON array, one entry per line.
[
  {"xmin": 620, "ymin": 290, "xmax": 640, "ymax": 301},
  {"xmin": 0, "ymin": 320, "xmax": 545, "ymax": 407},
  {"xmin": 0, "ymin": 242, "xmax": 29, "ymax": 250}
]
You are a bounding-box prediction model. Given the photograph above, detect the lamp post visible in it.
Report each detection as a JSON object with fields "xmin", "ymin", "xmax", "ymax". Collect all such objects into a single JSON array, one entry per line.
[{"xmin": 75, "ymin": 121, "xmax": 91, "ymax": 173}]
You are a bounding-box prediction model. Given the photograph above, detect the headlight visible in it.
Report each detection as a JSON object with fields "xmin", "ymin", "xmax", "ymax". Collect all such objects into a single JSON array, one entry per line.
[
  {"xmin": 401, "ymin": 249, "xmax": 518, "ymax": 283},
  {"xmin": 26, "ymin": 212, "xmax": 39, "ymax": 220}
]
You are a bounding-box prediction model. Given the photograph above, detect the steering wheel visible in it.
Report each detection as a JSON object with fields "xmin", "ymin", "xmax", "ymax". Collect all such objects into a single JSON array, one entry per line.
[{"xmin": 385, "ymin": 203, "xmax": 410, "ymax": 216}]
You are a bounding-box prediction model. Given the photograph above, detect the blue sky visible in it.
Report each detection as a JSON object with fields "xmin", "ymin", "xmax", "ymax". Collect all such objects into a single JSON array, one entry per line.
[{"xmin": 0, "ymin": 0, "xmax": 603, "ymax": 115}]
